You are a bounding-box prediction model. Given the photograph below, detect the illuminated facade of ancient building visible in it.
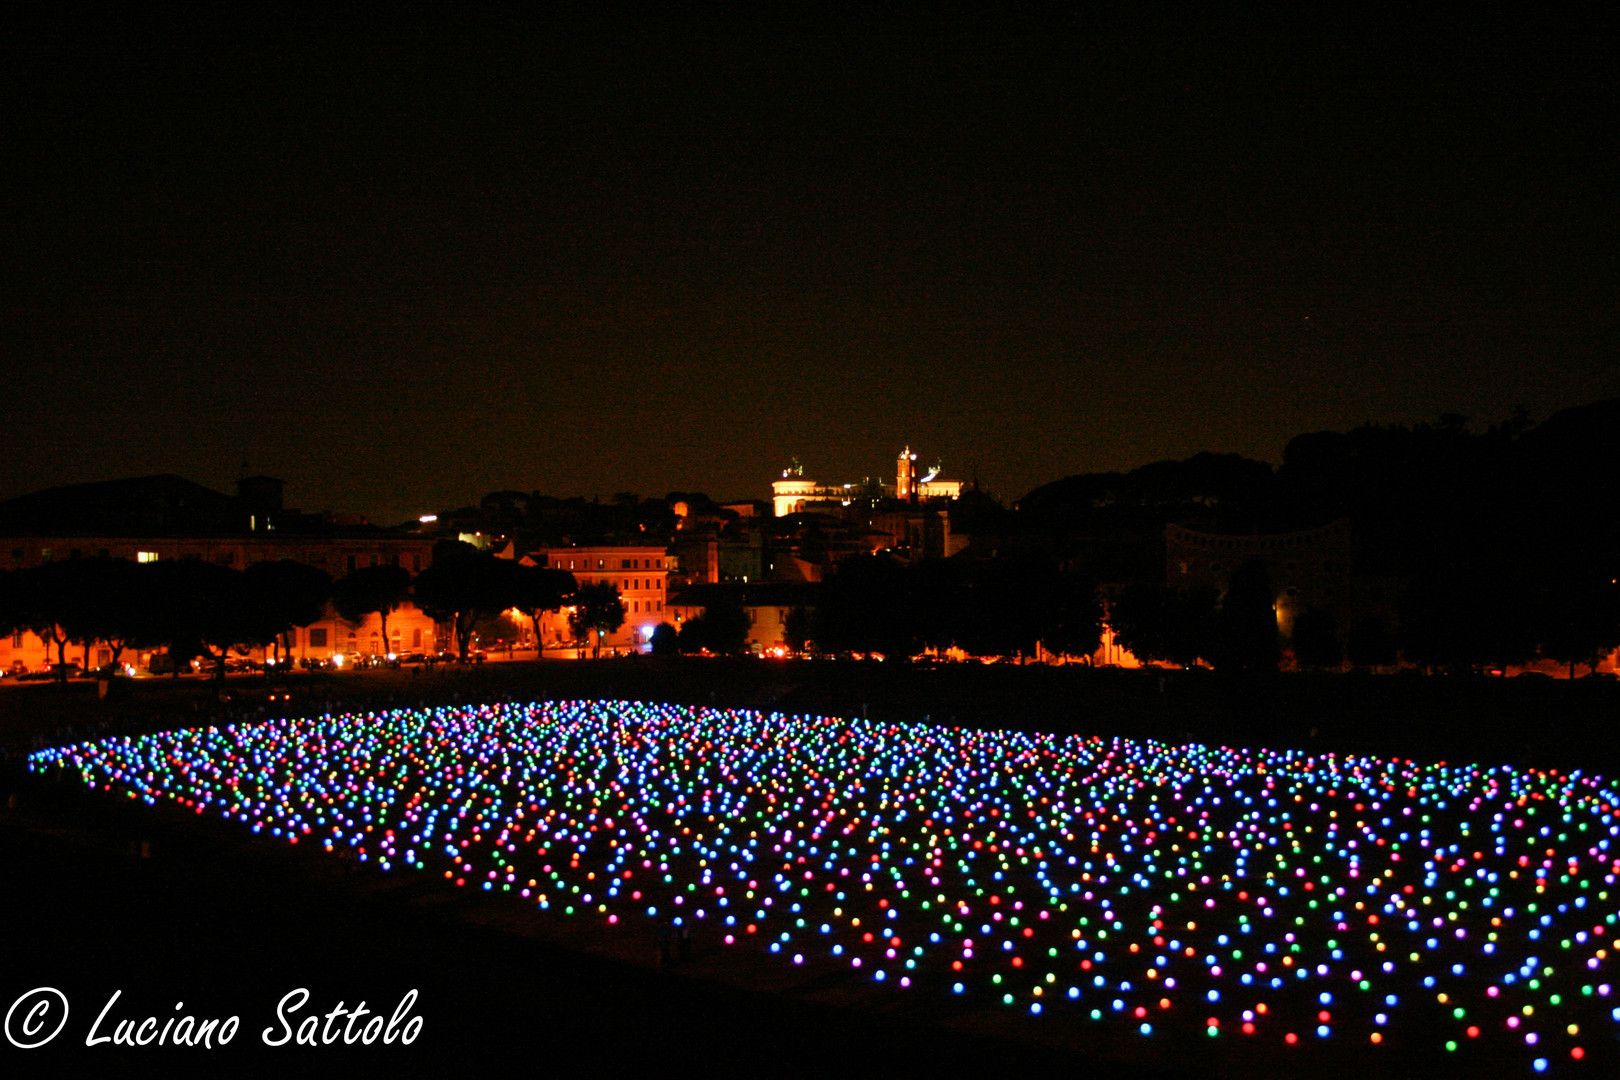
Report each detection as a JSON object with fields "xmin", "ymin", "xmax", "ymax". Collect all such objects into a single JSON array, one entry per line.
[
  {"xmin": 771, "ymin": 447, "xmax": 963, "ymax": 517},
  {"xmin": 1165, "ymin": 519, "xmax": 1353, "ymax": 639}
]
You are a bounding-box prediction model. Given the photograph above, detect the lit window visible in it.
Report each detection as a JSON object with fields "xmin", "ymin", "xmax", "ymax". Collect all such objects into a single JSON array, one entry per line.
[{"xmin": 137, "ymin": 551, "xmax": 159, "ymax": 563}]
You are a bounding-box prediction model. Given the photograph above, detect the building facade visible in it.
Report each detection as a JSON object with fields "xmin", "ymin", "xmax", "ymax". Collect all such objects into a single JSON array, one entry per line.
[
  {"xmin": 0, "ymin": 533, "xmax": 439, "ymax": 673},
  {"xmin": 1165, "ymin": 519, "xmax": 1353, "ymax": 640},
  {"xmin": 665, "ymin": 581, "xmax": 816, "ymax": 654},
  {"xmin": 523, "ymin": 545, "xmax": 671, "ymax": 653},
  {"xmin": 0, "ymin": 476, "xmax": 439, "ymax": 673}
]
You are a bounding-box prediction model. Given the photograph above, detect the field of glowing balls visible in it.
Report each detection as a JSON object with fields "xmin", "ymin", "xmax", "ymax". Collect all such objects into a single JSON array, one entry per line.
[{"xmin": 26, "ymin": 700, "xmax": 1620, "ymax": 1075}]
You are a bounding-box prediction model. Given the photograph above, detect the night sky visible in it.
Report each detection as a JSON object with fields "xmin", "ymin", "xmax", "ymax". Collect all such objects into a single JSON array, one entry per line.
[{"xmin": 5, "ymin": 8, "xmax": 1616, "ymax": 526}]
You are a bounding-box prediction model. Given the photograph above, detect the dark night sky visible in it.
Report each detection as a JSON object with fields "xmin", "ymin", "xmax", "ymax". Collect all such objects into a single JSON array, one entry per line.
[{"xmin": 4, "ymin": 7, "xmax": 1617, "ymax": 525}]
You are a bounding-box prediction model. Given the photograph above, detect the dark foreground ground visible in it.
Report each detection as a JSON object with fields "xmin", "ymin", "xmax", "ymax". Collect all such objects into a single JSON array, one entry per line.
[{"xmin": 2, "ymin": 659, "xmax": 1614, "ymax": 1078}]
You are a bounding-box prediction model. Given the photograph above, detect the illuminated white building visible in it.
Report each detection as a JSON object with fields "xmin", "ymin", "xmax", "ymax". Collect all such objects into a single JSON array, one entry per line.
[{"xmin": 771, "ymin": 448, "xmax": 962, "ymax": 517}]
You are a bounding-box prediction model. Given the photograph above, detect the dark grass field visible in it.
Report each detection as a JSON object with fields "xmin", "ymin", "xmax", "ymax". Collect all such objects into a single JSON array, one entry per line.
[{"xmin": 2, "ymin": 659, "xmax": 1614, "ymax": 1077}]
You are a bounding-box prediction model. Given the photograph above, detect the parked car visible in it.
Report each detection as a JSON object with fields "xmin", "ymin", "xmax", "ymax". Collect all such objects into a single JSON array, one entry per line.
[{"xmin": 17, "ymin": 663, "xmax": 83, "ymax": 681}]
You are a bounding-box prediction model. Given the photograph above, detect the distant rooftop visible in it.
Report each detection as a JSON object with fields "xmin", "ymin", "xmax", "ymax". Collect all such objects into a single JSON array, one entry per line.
[{"xmin": 0, "ymin": 475, "xmax": 378, "ymax": 538}]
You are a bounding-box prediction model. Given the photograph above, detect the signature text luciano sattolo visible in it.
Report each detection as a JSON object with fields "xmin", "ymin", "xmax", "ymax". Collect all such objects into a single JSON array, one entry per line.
[{"xmin": 74, "ymin": 988, "xmax": 424, "ymax": 1048}]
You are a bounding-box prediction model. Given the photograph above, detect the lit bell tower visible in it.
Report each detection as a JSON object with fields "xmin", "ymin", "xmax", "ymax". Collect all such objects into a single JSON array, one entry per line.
[{"xmin": 896, "ymin": 446, "xmax": 918, "ymax": 502}]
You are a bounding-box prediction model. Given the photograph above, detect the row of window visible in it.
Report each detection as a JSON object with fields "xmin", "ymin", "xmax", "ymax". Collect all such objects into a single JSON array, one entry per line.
[
  {"xmin": 552, "ymin": 556, "xmax": 668, "ymax": 572},
  {"xmin": 573, "ymin": 575, "xmax": 664, "ymax": 593}
]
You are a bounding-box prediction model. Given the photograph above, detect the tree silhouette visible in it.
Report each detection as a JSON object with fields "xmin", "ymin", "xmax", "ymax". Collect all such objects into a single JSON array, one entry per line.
[
  {"xmin": 1398, "ymin": 566, "xmax": 1537, "ymax": 673},
  {"xmin": 1347, "ymin": 613, "xmax": 1398, "ymax": 668},
  {"xmin": 8, "ymin": 561, "xmax": 93, "ymax": 678},
  {"xmin": 1290, "ymin": 608, "xmax": 1342, "ymax": 671},
  {"xmin": 142, "ymin": 561, "xmax": 254, "ymax": 680},
  {"xmin": 569, "ymin": 581, "xmax": 626, "ymax": 658},
  {"xmin": 703, "ymin": 599, "xmax": 751, "ymax": 660},
  {"xmin": 1108, "ymin": 583, "xmax": 1220, "ymax": 668},
  {"xmin": 3, "ymin": 558, "xmax": 151, "ymax": 674},
  {"xmin": 331, "ymin": 564, "xmax": 412, "ymax": 656},
  {"xmin": 812, "ymin": 554, "xmax": 917, "ymax": 659},
  {"xmin": 71, "ymin": 558, "xmax": 153, "ymax": 670},
  {"xmin": 678, "ymin": 598, "xmax": 750, "ymax": 655},
  {"xmin": 1212, "ymin": 559, "xmax": 1279, "ymax": 675},
  {"xmin": 0, "ymin": 570, "xmax": 14, "ymax": 649},
  {"xmin": 941, "ymin": 560, "xmax": 1036, "ymax": 660},
  {"xmin": 244, "ymin": 560, "xmax": 333, "ymax": 664},
  {"xmin": 511, "ymin": 564, "xmax": 576, "ymax": 654},
  {"xmin": 649, "ymin": 622, "xmax": 678, "ymax": 656},
  {"xmin": 415, "ymin": 551, "xmax": 524, "ymax": 661},
  {"xmin": 1038, "ymin": 571, "xmax": 1104, "ymax": 662},
  {"xmin": 783, "ymin": 605, "xmax": 813, "ymax": 653},
  {"xmin": 1536, "ymin": 571, "xmax": 1620, "ymax": 678}
]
